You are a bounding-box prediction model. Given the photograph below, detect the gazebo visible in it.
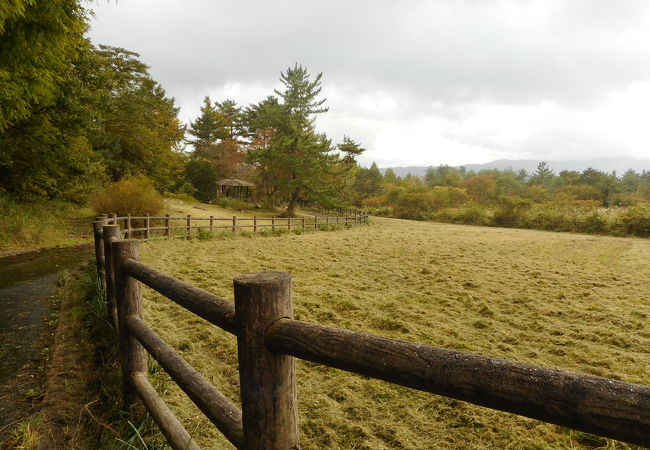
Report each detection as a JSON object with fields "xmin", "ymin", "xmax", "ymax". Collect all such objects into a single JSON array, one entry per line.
[{"xmin": 216, "ymin": 177, "xmax": 255, "ymax": 199}]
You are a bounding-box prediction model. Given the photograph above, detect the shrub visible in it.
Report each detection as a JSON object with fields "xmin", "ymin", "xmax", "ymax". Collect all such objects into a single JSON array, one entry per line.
[
  {"xmin": 581, "ymin": 212, "xmax": 609, "ymax": 234},
  {"xmin": 492, "ymin": 197, "xmax": 531, "ymax": 227},
  {"xmin": 91, "ymin": 176, "xmax": 164, "ymax": 216},
  {"xmin": 556, "ymin": 184, "xmax": 602, "ymax": 201},
  {"xmin": 523, "ymin": 204, "xmax": 573, "ymax": 232},
  {"xmin": 215, "ymin": 197, "xmax": 252, "ymax": 211},
  {"xmin": 362, "ymin": 195, "xmax": 388, "ymax": 209},
  {"xmin": 616, "ymin": 205, "xmax": 650, "ymax": 236},
  {"xmin": 196, "ymin": 229, "xmax": 215, "ymax": 240},
  {"xmin": 456, "ymin": 205, "xmax": 490, "ymax": 225}
]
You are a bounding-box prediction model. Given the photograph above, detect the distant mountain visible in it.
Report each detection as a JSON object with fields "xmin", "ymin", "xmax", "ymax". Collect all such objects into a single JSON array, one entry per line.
[{"xmin": 381, "ymin": 158, "xmax": 650, "ymax": 178}]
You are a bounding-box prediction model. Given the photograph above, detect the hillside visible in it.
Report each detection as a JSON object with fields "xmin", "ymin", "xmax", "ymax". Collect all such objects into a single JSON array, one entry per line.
[
  {"xmin": 135, "ymin": 217, "xmax": 650, "ymax": 449},
  {"xmin": 382, "ymin": 158, "xmax": 650, "ymax": 178}
]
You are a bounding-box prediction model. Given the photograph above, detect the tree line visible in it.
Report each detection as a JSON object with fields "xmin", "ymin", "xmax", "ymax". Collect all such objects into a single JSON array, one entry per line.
[
  {"xmin": 1, "ymin": 1, "xmax": 372, "ymax": 216},
  {"xmin": 3, "ymin": 0, "xmax": 650, "ymax": 233},
  {"xmin": 356, "ymin": 162, "xmax": 650, "ymax": 236}
]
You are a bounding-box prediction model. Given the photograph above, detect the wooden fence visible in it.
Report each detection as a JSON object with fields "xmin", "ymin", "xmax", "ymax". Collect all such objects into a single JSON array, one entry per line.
[
  {"xmin": 92, "ymin": 217, "xmax": 650, "ymax": 449},
  {"xmin": 97, "ymin": 211, "xmax": 368, "ymax": 241}
]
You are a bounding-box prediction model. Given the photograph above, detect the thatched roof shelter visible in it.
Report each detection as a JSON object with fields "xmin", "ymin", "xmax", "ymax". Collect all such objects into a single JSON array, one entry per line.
[{"xmin": 216, "ymin": 177, "xmax": 254, "ymax": 198}]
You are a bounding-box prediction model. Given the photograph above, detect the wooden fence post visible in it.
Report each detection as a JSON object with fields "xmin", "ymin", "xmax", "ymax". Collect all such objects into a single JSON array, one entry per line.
[
  {"xmin": 102, "ymin": 224, "xmax": 120, "ymax": 328},
  {"xmin": 145, "ymin": 213, "xmax": 150, "ymax": 240},
  {"xmin": 93, "ymin": 218, "xmax": 107, "ymax": 283},
  {"xmin": 187, "ymin": 215, "xmax": 192, "ymax": 239},
  {"xmin": 301, "ymin": 217, "xmax": 305, "ymax": 230},
  {"xmin": 287, "ymin": 217, "xmax": 291, "ymax": 232},
  {"xmin": 253, "ymin": 216, "xmax": 257, "ymax": 233},
  {"xmin": 315, "ymin": 216, "xmax": 319, "ymax": 230},
  {"xmin": 109, "ymin": 212, "xmax": 117, "ymax": 225},
  {"xmin": 210, "ymin": 215, "xmax": 214, "ymax": 231},
  {"xmin": 271, "ymin": 217, "xmax": 275, "ymax": 232},
  {"xmin": 234, "ymin": 272, "xmax": 299, "ymax": 450},
  {"xmin": 112, "ymin": 240, "xmax": 148, "ymax": 409},
  {"xmin": 126, "ymin": 213, "xmax": 132, "ymax": 238},
  {"xmin": 233, "ymin": 216, "xmax": 237, "ymax": 233},
  {"xmin": 165, "ymin": 214, "xmax": 171, "ymax": 238},
  {"xmin": 112, "ymin": 240, "xmax": 147, "ymax": 410}
]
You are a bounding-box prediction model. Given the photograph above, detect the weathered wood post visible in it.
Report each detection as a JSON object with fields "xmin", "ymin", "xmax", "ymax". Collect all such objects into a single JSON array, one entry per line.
[
  {"xmin": 315, "ymin": 216, "xmax": 319, "ymax": 230},
  {"xmin": 102, "ymin": 224, "xmax": 120, "ymax": 328},
  {"xmin": 186, "ymin": 215, "xmax": 192, "ymax": 239},
  {"xmin": 112, "ymin": 240, "xmax": 148, "ymax": 409},
  {"xmin": 165, "ymin": 214, "xmax": 171, "ymax": 238},
  {"xmin": 126, "ymin": 213, "xmax": 132, "ymax": 238},
  {"xmin": 271, "ymin": 217, "xmax": 276, "ymax": 232},
  {"xmin": 287, "ymin": 217, "xmax": 291, "ymax": 232},
  {"xmin": 326, "ymin": 216, "xmax": 329, "ymax": 227},
  {"xmin": 301, "ymin": 217, "xmax": 305, "ymax": 230},
  {"xmin": 109, "ymin": 212, "xmax": 116, "ymax": 224},
  {"xmin": 210, "ymin": 215, "xmax": 214, "ymax": 231},
  {"xmin": 145, "ymin": 213, "xmax": 150, "ymax": 240},
  {"xmin": 253, "ymin": 216, "xmax": 257, "ymax": 233},
  {"xmin": 233, "ymin": 216, "xmax": 237, "ymax": 233},
  {"xmin": 234, "ymin": 272, "xmax": 299, "ymax": 450},
  {"xmin": 93, "ymin": 217, "xmax": 107, "ymax": 283}
]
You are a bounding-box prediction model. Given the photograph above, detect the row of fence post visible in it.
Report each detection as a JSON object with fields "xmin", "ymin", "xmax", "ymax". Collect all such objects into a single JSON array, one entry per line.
[
  {"xmin": 102, "ymin": 211, "xmax": 369, "ymax": 240},
  {"xmin": 92, "ymin": 215, "xmax": 300, "ymax": 448}
]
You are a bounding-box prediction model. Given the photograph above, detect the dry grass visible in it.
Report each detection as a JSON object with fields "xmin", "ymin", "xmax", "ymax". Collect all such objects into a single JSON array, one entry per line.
[{"xmin": 137, "ymin": 216, "xmax": 650, "ymax": 449}]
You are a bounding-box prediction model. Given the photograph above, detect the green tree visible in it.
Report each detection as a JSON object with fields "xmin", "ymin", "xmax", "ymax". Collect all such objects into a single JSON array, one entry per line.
[
  {"xmin": 338, "ymin": 135, "xmax": 365, "ymax": 200},
  {"xmin": 247, "ymin": 64, "xmax": 337, "ymax": 216},
  {"xmin": 0, "ymin": 0, "xmax": 87, "ymax": 131},
  {"xmin": 185, "ymin": 157, "xmax": 219, "ymax": 202},
  {"xmin": 187, "ymin": 96, "xmax": 229, "ymax": 150},
  {"xmin": 528, "ymin": 161, "xmax": 555, "ymax": 187},
  {"xmin": 216, "ymin": 99, "xmax": 243, "ymax": 140},
  {"xmin": 87, "ymin": 45, "xmax": 185, "ymax": 190}
]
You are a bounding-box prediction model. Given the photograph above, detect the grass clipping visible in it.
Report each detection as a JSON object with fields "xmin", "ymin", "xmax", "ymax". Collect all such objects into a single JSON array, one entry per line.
[{"xmin": 137, "ymin": 217, "xmax": 650, "ymax": 449}]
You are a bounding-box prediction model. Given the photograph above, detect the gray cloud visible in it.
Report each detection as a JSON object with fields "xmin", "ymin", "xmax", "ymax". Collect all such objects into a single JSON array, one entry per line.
[{"xmin": 88, "ymin": 0, "xmax": 650, "ymax": 166}]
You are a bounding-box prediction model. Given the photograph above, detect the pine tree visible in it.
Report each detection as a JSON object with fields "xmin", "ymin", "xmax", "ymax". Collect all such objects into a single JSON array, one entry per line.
[
  {"xmin": 338, "ymin": 135, "xmax": 365, "ymax": 200},
  {"xmin": 187, "ymin": 96, "xmax": 228, "ymax": 150},
  {"xmin": 247, "ymin": 65, "xmax": 336, "ymax": 216}
]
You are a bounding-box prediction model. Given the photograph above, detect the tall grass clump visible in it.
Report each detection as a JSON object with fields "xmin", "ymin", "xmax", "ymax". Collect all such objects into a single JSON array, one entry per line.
[
  {"xmin": 0, "ymin": 192, "xmax": 88, "ymax": 251},
  {"xmin": 91, "ymin": 176, "xmax": 164, "ymax": 216}
]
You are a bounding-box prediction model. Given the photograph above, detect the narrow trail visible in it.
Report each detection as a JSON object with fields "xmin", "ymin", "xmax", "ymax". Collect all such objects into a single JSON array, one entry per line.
[{"xmin": 0, "ymin": 246, "xmax": 92, "ymax": 442}]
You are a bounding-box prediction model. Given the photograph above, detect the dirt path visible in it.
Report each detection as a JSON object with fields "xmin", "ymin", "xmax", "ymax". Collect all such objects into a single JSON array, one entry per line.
[{"xmin": 0, "ymin": 247, "xmax": 92, "ymax": 443}]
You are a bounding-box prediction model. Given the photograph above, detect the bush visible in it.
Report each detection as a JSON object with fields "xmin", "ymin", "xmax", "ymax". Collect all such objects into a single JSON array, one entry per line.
[
  {"xmin": 492, "ymin": 197, "xmax": 531, "ymax": 227},
  {"xmin": 215, "ymin": 197, "xmax": 252, "ymax": 211},
  {"xmin": 581, "ymin": 212, "xmax": 609, "ymax": 234},
  {"xmin": 523, "ymin": 204, "xmax": 574, "ymax": 232},
  {"xmin": 91, "ymin": 176, "xmax": 164, "ymax": 216},
  {"xmin": 196, "ymin": 229, "xmax": 215, "ymax": 240},
  {"xmin": 615, "ymin": 205, "xmax": 650, "ymax": 236},
  {"xmin": 456, "ymin": 206, "xmax": 490, "ymax": 225}
]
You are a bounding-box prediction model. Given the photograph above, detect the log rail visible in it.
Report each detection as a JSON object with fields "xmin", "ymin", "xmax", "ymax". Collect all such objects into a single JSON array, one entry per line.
[
  {"xmin": 92, "ymin": 217, "xmax": 650, "ymax": 449},
  {"xmin": 99, "ymin": 210, "xmax": 368, "ymax": 240}
]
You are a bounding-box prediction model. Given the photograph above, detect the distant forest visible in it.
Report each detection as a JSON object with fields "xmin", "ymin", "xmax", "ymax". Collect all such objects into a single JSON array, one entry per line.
[{"xmin": 2, "ymin": 1, "xmax": 650, "ymax": 236}]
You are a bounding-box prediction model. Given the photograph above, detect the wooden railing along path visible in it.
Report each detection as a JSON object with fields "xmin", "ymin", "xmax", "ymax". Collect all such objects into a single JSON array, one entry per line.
[{"xmin": 92, "ymin": 216, "xmax": 650, "ymax": 449}]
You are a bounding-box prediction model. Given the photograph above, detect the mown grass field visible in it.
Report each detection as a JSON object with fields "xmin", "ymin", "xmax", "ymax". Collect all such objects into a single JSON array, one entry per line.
[{"xmin": 138, "ymin": 216, "xmax": 650, "ymax": 449}]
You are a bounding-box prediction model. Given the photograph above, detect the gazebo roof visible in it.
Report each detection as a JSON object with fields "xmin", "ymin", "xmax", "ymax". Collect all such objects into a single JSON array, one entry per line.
[{"xmin": 216, "ymin": 177, "xmax": 254, "ymax": 187}]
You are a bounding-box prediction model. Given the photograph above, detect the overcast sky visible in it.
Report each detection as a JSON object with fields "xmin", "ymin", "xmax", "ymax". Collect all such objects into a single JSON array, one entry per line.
[{"xmin": 87, "ymin": 0, "xmax": 650, "ymax": 168}]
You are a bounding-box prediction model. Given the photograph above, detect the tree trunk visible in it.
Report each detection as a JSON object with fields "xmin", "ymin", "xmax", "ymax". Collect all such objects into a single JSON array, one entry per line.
[{"xmin": 286, "ymin": 188, "xmax": 300, "ymax": 217}]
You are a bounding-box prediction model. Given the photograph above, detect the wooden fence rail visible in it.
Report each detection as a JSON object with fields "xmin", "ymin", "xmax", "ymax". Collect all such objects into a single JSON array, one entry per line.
[
  {"xmin": 92, "ymin": 217, "xmax": 650, "ymax": 449},
  {"xmin": 99, "ymin": 210, "xmax": 368, "ymax": 241}
]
